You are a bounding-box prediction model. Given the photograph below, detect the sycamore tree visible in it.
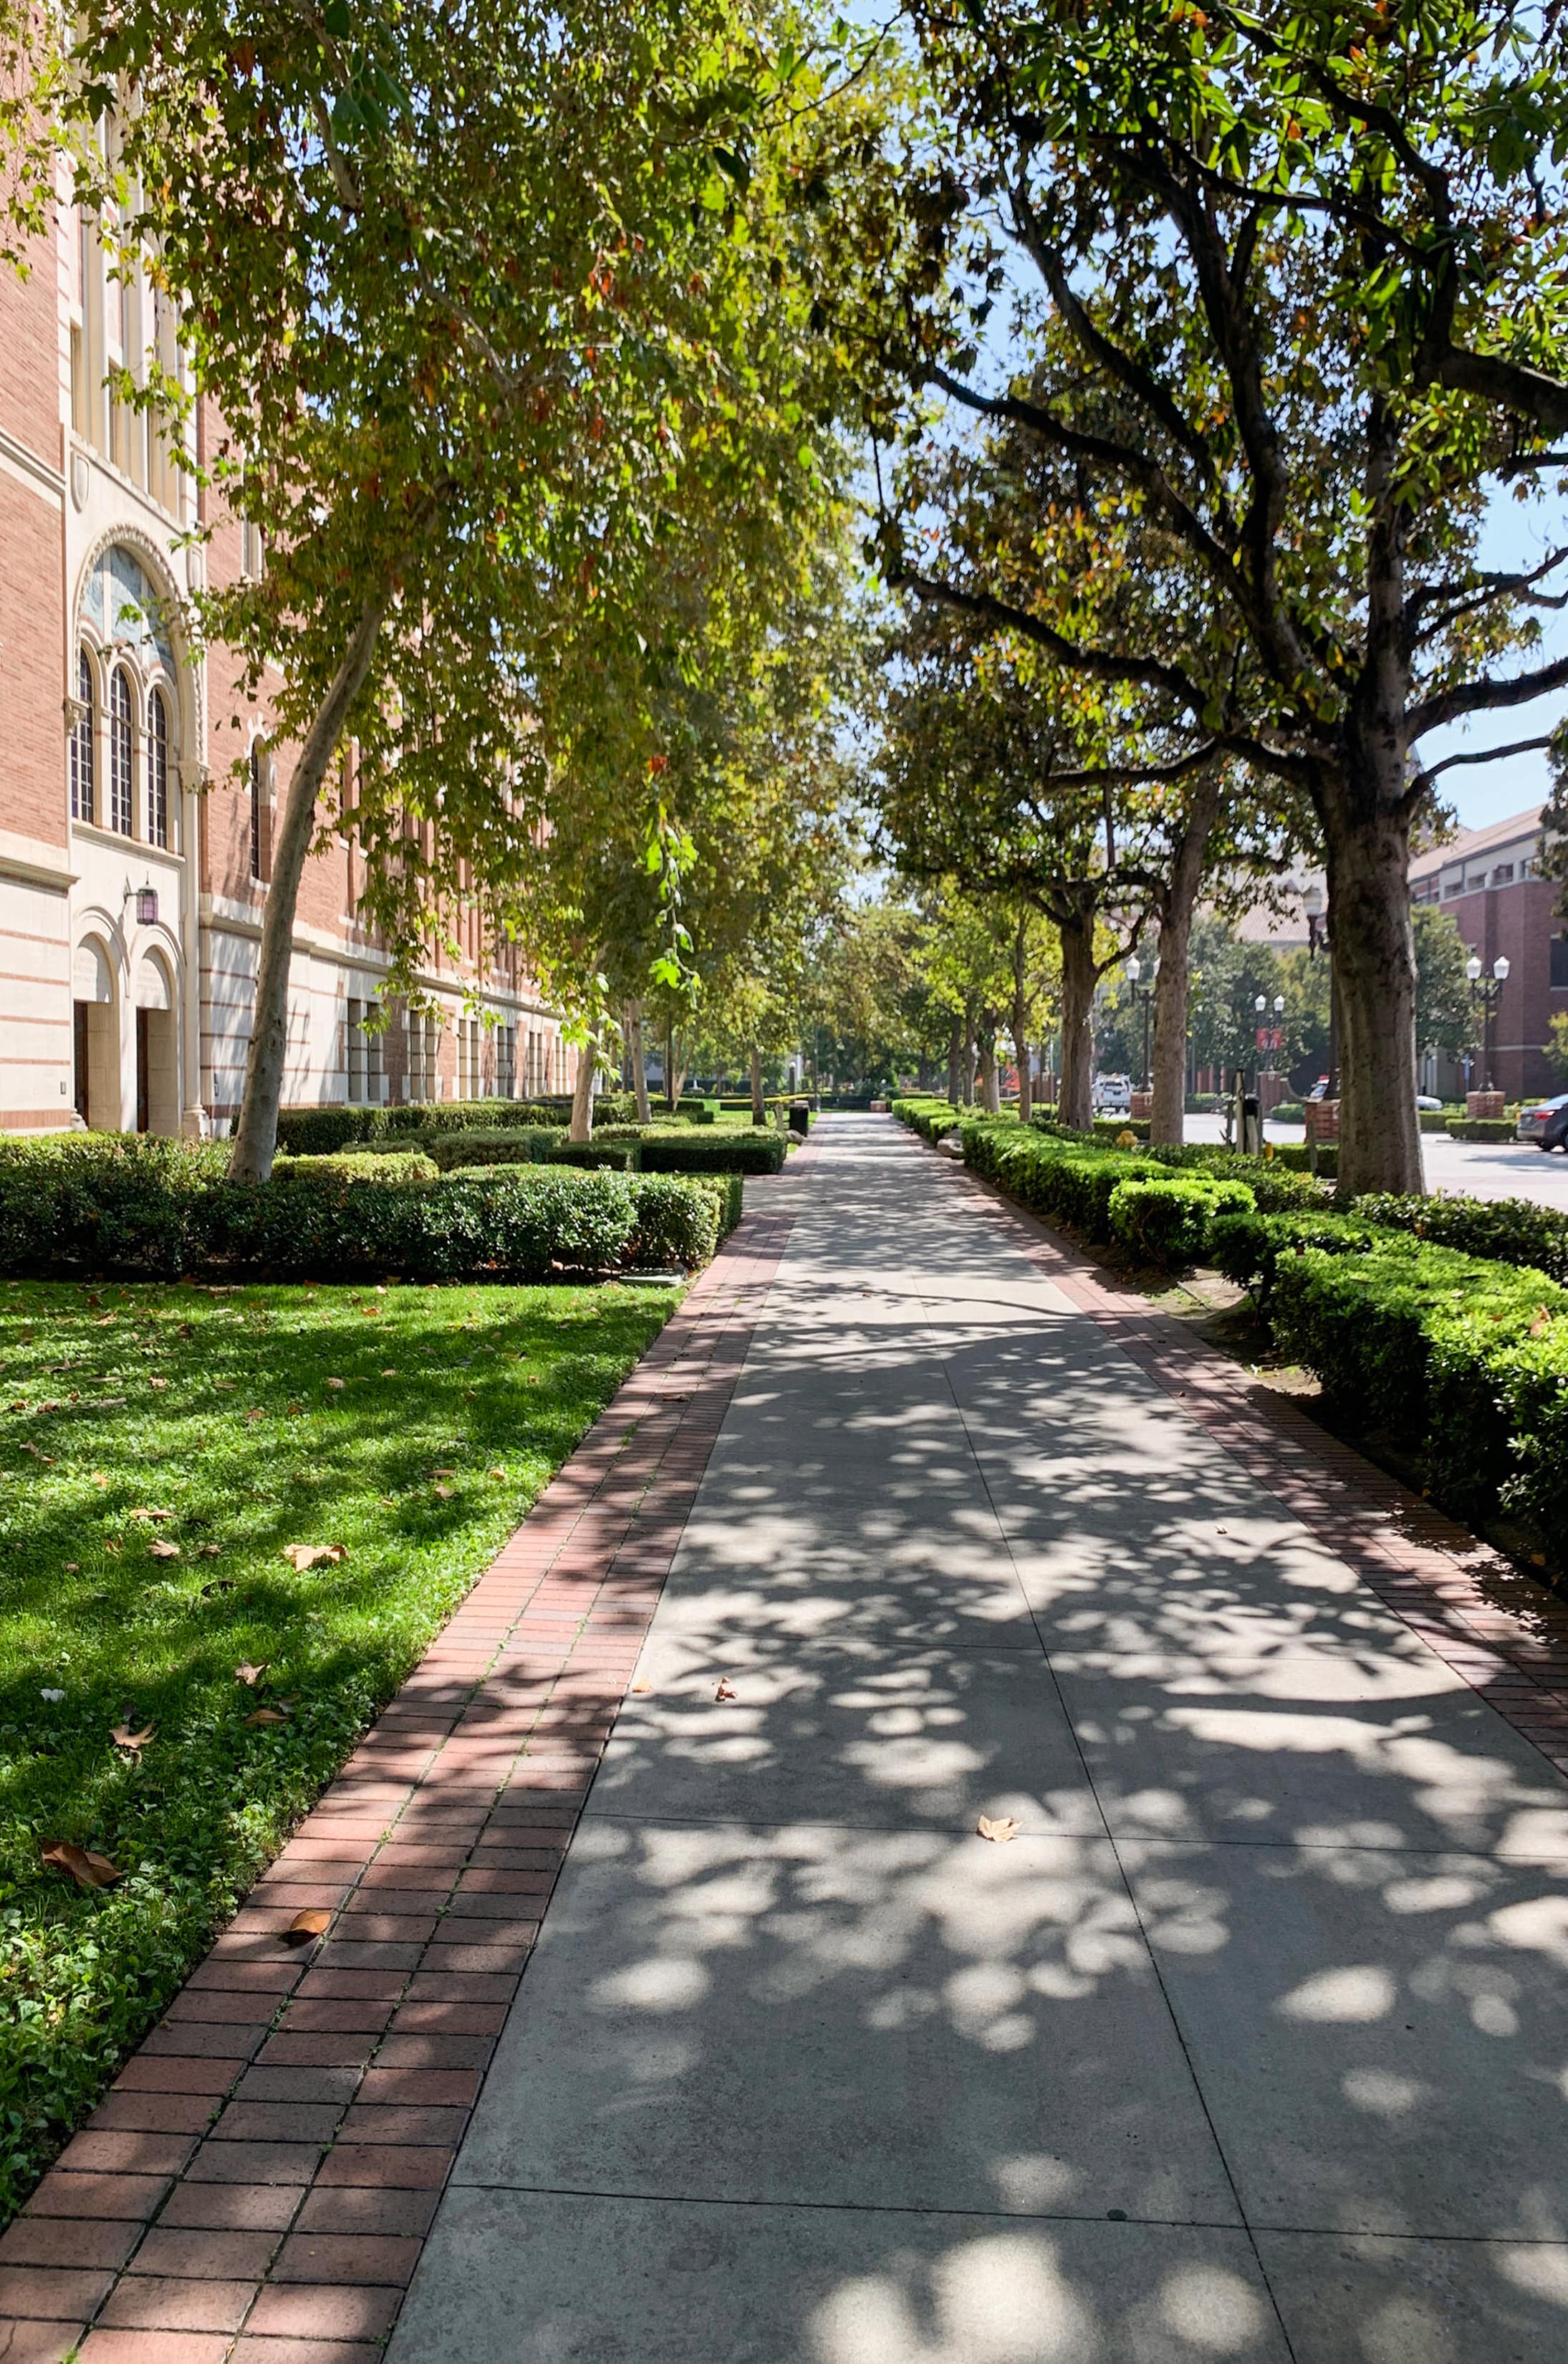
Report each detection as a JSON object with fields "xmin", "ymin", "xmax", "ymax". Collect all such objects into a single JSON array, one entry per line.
[
  {"xmin": 825, "ymin": 0, "xmax": 1568, "ymax": 1193},
  {"xmin": 69, "ymin": 0, "xmax": 867, "ymax": 1178},
  {"xmin": 875, "ymin": 610, "xmax": 1289, "ymax": 1132}
]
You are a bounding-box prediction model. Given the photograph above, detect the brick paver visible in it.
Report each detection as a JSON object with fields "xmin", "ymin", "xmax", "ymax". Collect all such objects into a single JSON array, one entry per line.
[{"xmin": 0, "ymin": 1168, "xmax": 810, "ymax": 2363}]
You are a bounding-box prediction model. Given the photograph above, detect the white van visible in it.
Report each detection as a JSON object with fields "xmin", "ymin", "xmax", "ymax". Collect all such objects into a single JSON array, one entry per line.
[{"xmin": 1093, "ymin": 1074, "xmax": 1132, "ymax": 1115}]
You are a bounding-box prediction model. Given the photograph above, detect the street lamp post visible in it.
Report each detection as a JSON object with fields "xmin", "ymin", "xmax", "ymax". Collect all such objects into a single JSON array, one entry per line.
[
  {"xmin": 1465, "ymin": 954, "xmax": 1511, "ymax": 1092},
  {"xmin": 1302, "ymin": 884, "xmax": 1338, "ymax": 1097},
  {"xmin": 1125, "ymin": 955, "xmax": 1156, "ymax": 1092}
]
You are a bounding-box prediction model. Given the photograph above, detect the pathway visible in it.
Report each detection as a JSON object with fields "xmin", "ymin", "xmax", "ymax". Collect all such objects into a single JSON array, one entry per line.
[
  {"xmin": 9, "ymin": 1113, "xmax": 1568, "ymax": 2361},
  {"xmin": 389, "ymin": 1116, "xmax": 1568, "ymax": 2363}
]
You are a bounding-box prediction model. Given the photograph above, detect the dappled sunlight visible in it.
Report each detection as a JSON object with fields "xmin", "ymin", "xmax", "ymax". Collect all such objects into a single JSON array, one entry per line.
[{"xmin": 393, "ymin": 1122, "xmax": 1568, "ymax": 2361}]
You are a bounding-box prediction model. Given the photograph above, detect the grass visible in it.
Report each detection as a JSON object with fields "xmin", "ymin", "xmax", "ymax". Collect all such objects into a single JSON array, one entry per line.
[{"xmin": 0, "ymin": 1272, "xmax": 675, "ymax": 2219}]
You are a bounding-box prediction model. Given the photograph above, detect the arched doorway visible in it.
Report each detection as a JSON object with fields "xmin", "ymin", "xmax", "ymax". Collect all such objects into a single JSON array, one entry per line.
[
  {"xmin": 72, "ymin": 936, "xmax": 119, "ymax": 1130},
  {"xmin": 133, "ymin": 951, "xmax": 178, "ymax": 1134}
]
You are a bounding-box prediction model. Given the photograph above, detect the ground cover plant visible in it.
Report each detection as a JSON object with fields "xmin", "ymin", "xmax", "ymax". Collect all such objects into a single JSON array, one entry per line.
[{"xmin": 0, "ymin": 1274, "xmax": 676, "ymax": 2219}]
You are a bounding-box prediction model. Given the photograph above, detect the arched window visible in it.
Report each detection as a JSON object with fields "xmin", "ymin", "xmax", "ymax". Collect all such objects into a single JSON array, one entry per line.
[
  {"xmin": 148, "ymin": 687, "xmax": 170, "ymax": 848},
  {"xmin": 249, "ymin": 741, "xmax": 264, "ymax": 880},
  {"xmin": 70, "ymin": 650, "xmax": 95, "ymax": 822},
  {"xmin": 108, "ymin": 667, "xmax": 134, "ymax": 835}
]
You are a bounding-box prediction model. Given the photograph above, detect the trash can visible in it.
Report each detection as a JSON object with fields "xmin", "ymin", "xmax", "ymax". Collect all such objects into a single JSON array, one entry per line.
[{"xmin": 788, "ymin": 1100, "xmax": 811, "ymax": 1138}]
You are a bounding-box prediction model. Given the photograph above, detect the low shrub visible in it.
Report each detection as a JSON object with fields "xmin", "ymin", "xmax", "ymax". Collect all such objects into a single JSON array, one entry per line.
[
  {"xmin": 1206, "ymin": 1204, "xmax": 1400, "ymax": 1301},
  {"xmin": 1092, "ymin": 1115, "xmax": 1150, "ymax": 1142},
  {"xmin": 638, "ymin": 1130, "xmax": 787, "ymax": 1176},
  {"xmin": 0, "ymin": 1136, "xmax": 723, "ymax": 1281},
  {"xmin": 427, "ymin": 1129, "xmax": 565, "ymax": 1171},
  {"xmin": 1349, "ymin": 1191, "xmax": 1568, "ymax": 1287},
  {"xmin": 1446, "ymin": 1116, "xmax": 1516, "ymax": 1141},
  {"xmin": 274, "ymin": 1106, "xmax": 390, "ymax": 1155},
  {"xmin": 1269, "ymin": 1102, "xmax": 1305, "ymax": 1124},
  {"xmin": 1108, "ymin": 1175, "xmax": 1256, "ymax": 1266},
  {"xmin": 1419, "ymin": 1108, "xmax": 1459, "ymax": 1133},
  {"xmin": 278, "ymin": 1148, "xmax": 441, "ymax": 1183},
  {"xmin": 549, "ymin": 1141, "xmax": 638, "ymax": 1172},
  {"xmin": 1269, "ymin": 1142, "xmax": 1339, "ymax": 1178},
  {"xmin": 893, "ymin": 1097, "xmax": 963, "ymax": 1141}
]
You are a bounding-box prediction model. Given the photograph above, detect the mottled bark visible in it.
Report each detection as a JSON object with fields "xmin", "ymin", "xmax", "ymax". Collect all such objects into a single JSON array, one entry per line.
[
  {"xmin": 947, "ymin": 1019, "xmax": 963, "ymax": 1105},
  {"xmin": 568, "ymin": 1031, "xmax": 597, "ymax": 1142},
  {"xmin": 1325, "ymin": 796, "xmax": 1425, "ymax": 1196},
  {"xmin": 1150, "ymin": 778, "xmax": 1220, "ymax": 1146},
  {"xmin": 229, "ymin": 585, "xmax": 391, "ymax": 1183},
  {"xmin": 1012, "ymin": 913, "xmax": 1033, "ymax": 1123},
  {"xmin": 1057, "ymin": 915, "xmax": 1096, "ymax": 1130},
  {"xmin": 627, "ymin": 1002, "xmax": 651, "ymax": 1123},
  {"xmin": 749, "ymin": 1044, "xmax": 766, "ymax": 1125},
  {"xmin": 979, "ymin": 1027, "xmax": 1000, "ymax": 1112}
]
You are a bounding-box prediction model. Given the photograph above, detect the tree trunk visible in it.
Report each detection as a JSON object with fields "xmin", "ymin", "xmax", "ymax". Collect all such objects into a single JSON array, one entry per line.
[
  {"xmin": 668, "ymin": 1039, "xmax": 688, "ymax": 1105},
  {"xmin": 946, "ymin": 1018, "xmax": 963, "ymax": 1105},
  {"xmin": 569, "ymin": 1031, "xmax": 597, "ymax": 1142},
  {"xmin": 749, "ymin": 1044, "xmax": 766, "ymax": 1125},
  {"xmin": 229, "ymin": 585, "xmax": 392, "ymax": 1183},
  {"xmin": 978, "ymin": 1029, "xmax": 1000, "ymax": 1113},
  {"xmin": 627, "ymin": 1001, "xmax": 651, "ymax": 1123},
  {"xmin": 1057, "ymin": 915, "xmax": 1096, "ymax": 1130},
  {"xmin": 962, "ymin": 1010, "xmax": 976, "ymax": 1104},
  {"xmin": 1149, "ymin": 778, "xmax": 1220, "ymax": 1147},
  {"xmin": 1326, "ymin": 799, "xmax": 1425, "ymax": 1196},
  {"xmin": 1011, "ymin": 910, "xmax": 1032, "ymax": 1122}
]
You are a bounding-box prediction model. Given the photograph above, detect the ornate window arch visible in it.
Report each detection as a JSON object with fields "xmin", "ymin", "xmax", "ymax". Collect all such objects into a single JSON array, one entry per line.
[
  {"xmin": 107, "ymin": 665, "xmax": 135, "ymax": 835},
  {"xmin": 70, "ymin": 648, "xmax": 96, "ymax": 822}
]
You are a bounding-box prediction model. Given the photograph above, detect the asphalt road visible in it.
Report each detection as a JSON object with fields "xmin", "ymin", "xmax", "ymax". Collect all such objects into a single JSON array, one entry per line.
[{"xmin": 1180, "ymin": 1112, "xmax": 1568, "ymax": 1210}]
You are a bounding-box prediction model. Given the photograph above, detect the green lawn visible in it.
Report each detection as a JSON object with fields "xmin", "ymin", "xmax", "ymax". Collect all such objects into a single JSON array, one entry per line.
[{"xmin": 0, "ymin": 1274, "xmax": 675, "ymax": 2218}]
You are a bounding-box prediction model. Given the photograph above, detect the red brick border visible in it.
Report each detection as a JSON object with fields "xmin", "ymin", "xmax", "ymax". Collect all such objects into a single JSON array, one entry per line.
[
  {"xmin": 947, "ymin": 1154, "xmax": 1568, "ymax": 1777},
  {"xmin": 0, "ymin": 1197, "xmax": 803, "ymax": 2364}
]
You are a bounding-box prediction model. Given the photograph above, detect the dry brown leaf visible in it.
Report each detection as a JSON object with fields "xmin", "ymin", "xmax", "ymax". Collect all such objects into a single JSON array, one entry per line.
[
  {"xmin": 211, "ymin": 1379, "xmax": 236, "ymax": 1391},
  {"xmin": 246, "ymin": 1706, "xmax": 292, "ymax": 1727},
  {"xmin": 148, "ymin": 1539, "xmax": 181, "ymax": 1560},
  {"xmin": 431, "ymin": 1467, "xmax": 457, "ymax": 1478},
  {"xmin": 196, "ymin": 1542, "xmax": 222, "ymax": 1557},
  {"xmin": 976, "ymin": 1815, "xmax": 1021, "ymax": 1844},
  {"xmin": 283, "ymin": 1907, "xmax": 330, "ymax": 1945},
  {"xmin": 62, "ymin": 1562, "xmax": 79, "ymax": 1572},
  {"xmin": 1531, "ymin": 1306, "xmax": 1554, "ymax": 1338},
  {"xmin": 177, "ymin": 1322, "xmax": 194, "ymax": 1338},
  {"xmin": 111, "ymin": 1720, "xmax": 155, "ymax": 1752},
  {"xmin": 630, "ymin": 1676, "xmax": 652, "ymax": 1694},
  {"xmin": 282, "ymin": 1542, "xmax": 347, "ymax": 1572},
  {"xmin": 284, "ymin": 1402, "xmax": 304, "ymax": 1418},
  {"xmin": 94, "ymin": 1313, "xmax": 117, "ymax": 1327},
  {"xmin": 715, "ymin": 1678, "xmax": 737, "ymax": 1703},
  {"xmin": 243, "ymin": 1407, "xmax": 264, "ymax": 1423},
  {"xmin": 129, "ymin": 1508, "xmax": 173, "ymax": 1523},
  {"xmin": 431, "ymin": 1482, "xmax": 455, "ymax": 1500},
  {"xmin": 324, "ymin": 1378, "xmax": 345, "ymax": 1391},
  {"xmin": 381, "ymin": 1368, "xmax": 398, "ymax": 1378},
  {"xmin": 235, "ymin": 1662, "xmax": 269, "ymax": 1687},
  {"xmin": 42, "ymin": 1840, "xmax": 120, "ymax": 1889},
  {"xmin": 90, "ymin": 1471, "xmax": 109, "ymax": 1489},
  {"xmin": 488, "ymin": 1466, "xmax": 506, "ymax": 1480}
]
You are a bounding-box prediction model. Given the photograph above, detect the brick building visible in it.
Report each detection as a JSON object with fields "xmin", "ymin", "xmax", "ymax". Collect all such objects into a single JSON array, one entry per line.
[
  {"xmin": 0, "ymin": 176, "xmax": 571, "ymax": 1138},
  {"xmin": 1408, "ymin": 806, "xmax": 1568, "ymax": 1101}
]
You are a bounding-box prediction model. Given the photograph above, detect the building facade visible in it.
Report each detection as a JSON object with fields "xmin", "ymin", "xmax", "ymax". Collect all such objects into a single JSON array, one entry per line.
[
  {"xmin": 0, "ymin": 181, "xmax": 572, "ymax": 1140},
  {"xmin": 1408, "ymin": 806, "xmax": 1568, "ymax": 1102}
]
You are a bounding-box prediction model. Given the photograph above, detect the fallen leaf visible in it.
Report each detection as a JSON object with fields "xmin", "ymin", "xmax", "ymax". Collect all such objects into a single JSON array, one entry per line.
[
  {"xmin": 177, "ymin": 1322, "xmax": 194, "ymax": 1337},
  {"xmin": 715, "ymin": 1678, "xmax": 737, "ymax": 1703},
  {"xmin": 148, "ymin": 1378, "xmax": 168, "ymax": 1391},
  {"xmin": 283, "ymin": 1908, "xmax": 330, "ymax": 1945},
  {"xmin": 235, "ymin": 1663, "xmax": 269, "ymax": 1687},
  {"xmin": 85, "ymin": 1292, "xmax": 100, "ymax": 1307},
  {"xmin": 129, "ymin": 1508, "xmax": 173, "ymax": 1523},
  {"xmin": 111, "ymin": 1720, "xmax": 155, "ymax": 1752},
  {"xmin": 94, "ymin": 1312, "xmax": 116, "ymax": 1326},
  {"xmin": 282, "ymin": 1542, "xmax": 347, "ymax": 1571},
  {"xmin": 324, "ymin": 1378, "xmax": 345, "ymax": 1390},
  {"xmin": 62, "ymin": 1562, "xmax": 79, "ymax": 1572},
  {"xmin": 42, "ymin": 1840, "xmax": 120, "ymax": 1889},
  {"xmin": 360, "ymin": 1306, "xmax": 380, "ymax": 1318},
  {"xmin": 90, "ymin": 1471, "xmax": 109, "ymax": 1489},
  {"xmin": 976, "ymin": 1816, "xmax": 1021, "ymax": 1843},
  {"xmin": 431, "ymin": 1483, "xmax": 454, "ymax": 1500},
  {"xmin": 212, "ymin": 1379, "xmax": 236, "ymax": 1391},
  {"xmin": 431, "ymin": 1467, "xmax": 457, "ymax": 1478},
  {"xmin": 148, "ymin": 1539, "xmax": 181, "ymax": 1560},
  {"xmin": 1531, "ymin": 1306, "xmax": 1554, "ymax": 1338},
  {"xmin": 488, "ymin": 1466, "xmax": 506, "ymax": 1479},
  {"xmin": 196, "ymin": 1542, "xmax": 221, "ymax": 1557},
  {"xmin": 246, "ymin": 1706, "xmax": 292, "ymax": 1726},
  {"xmin": 380, "ymin": 1368, "xmax": 398, "ymax": 1378},
  {"xmin": 284, "ymin": 1402, "xmax": 304, "ymax": 1417},
  {"xmin": 243, "ymin": 1407, "xmax": 264, "ymax": 1423}
]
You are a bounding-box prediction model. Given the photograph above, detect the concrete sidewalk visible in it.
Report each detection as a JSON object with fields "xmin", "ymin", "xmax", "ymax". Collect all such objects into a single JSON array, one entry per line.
[{"xmin": 390, "ymin": 1115, "xmax": 1568, "ymax": 2364}]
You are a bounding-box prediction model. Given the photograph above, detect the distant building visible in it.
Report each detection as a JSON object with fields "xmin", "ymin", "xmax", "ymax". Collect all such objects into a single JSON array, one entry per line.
[{"xmin": 1221, "ymin": 808, "xmax": 1567, "ymax": 1100}]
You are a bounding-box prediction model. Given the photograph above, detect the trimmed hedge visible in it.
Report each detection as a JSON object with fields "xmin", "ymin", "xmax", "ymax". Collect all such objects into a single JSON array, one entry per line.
[
  {"xmin": 1446, "ymin": 1116, "xmax": 1516, "ymax": 1141},
  {"xmin": 1350, "ymin": 1191, "xmax": 1568, "ymax": 1287},
  {"xmin": 273, "ymin": 1094, "xmax": 646, "ymax": 1156},
  {"xmin": 892, "ymin": 1097, "xmax": 961, "ymax": 1141},
  {"xmin": 1269, "ymin": 1142, "xmax": 1339, "ymax": 1178},
  {"xmin": 0, "ymin": 1135, "xmax": 721, "ymax": 1281},
  {"xmin": 1109, "ymin": 1176, "xmax": 1256, "ymax": 1265},
  {"xmin": 637, "ymin": 1130, "xmax": 787, "ymax": 1176},
  {"xmin": 1092, "ymin": 1115, "xmax": 1150, "ymax": 1142}
]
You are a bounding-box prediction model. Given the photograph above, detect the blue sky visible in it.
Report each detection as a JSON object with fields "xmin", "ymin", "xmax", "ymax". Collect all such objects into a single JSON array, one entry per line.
[{"xmin": 1416, "ymin": 494, "xmax": 1567, "ymax": 834}]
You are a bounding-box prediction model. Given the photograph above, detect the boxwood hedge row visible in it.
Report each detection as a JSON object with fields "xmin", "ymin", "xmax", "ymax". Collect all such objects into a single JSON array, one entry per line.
[{"xmin": 0, "ymin": 1135, "xmax": 729, "ymax": 1281}]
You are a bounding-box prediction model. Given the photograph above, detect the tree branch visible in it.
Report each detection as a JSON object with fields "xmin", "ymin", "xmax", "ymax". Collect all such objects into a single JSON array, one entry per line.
[
  {"xmin": 1410, "ymin": 648, "xmax": 1568, "ymax": 737},
  {"xmin": 1410, "ymin": 732, "xmax": 1557, "ymax": 794}
]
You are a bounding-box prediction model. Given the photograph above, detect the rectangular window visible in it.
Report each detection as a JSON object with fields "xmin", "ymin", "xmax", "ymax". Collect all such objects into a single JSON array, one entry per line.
[
  {"xmin": 496, "ymin": 1025, "xmax": 515, "ymax": 1100},
  {"xmin": 1492, "ymin": 864, "xmax": 1514, "ymax": 885},
  {"xmin": 347, "ymin": 999, "xmax": 365, "ymax": 1103},
  {"xmin": 1552, "ymin": 936, "xmax": 1568, "ymax": 990}
]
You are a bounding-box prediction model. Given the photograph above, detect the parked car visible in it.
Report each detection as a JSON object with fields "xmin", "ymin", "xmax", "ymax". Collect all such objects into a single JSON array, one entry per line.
[
  {"xmin": 1415, "ymin": 1094, "xmax": 1443, "ymax": 1111},
  {"xmin": 1093, "ymin": 1074, "xmax": 1132, "ymax": 1115},
  {"xmin": 1517, "ymin": 1093, "xmax": 1568, "ymax": 1150}
]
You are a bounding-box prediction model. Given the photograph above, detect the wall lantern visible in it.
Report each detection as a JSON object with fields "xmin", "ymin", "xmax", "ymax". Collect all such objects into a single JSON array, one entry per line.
[{"xmin": 135, "ymin": 887, "xmax": 159, "ymax": 926}]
